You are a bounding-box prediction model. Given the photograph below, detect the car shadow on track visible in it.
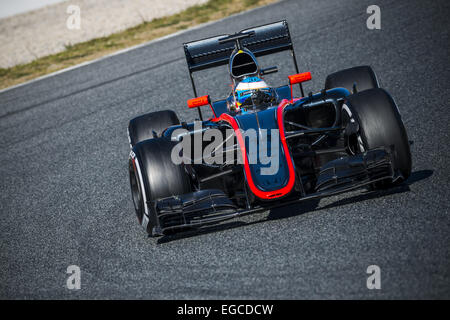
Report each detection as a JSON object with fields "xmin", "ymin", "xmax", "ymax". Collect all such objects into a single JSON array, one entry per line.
[{"xmin": 156, "ymin": 170, "xmax": 433, "ymax": 244}]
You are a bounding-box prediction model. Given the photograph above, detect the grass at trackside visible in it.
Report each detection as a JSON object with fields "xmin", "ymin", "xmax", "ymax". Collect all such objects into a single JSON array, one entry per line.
[{"xmin": 0, "ymin": 0, "xmax": 277, "ymax": 90}]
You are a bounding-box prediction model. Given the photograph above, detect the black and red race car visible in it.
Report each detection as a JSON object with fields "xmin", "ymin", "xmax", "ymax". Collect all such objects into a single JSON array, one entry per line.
[{"xmin": 128, "ymin": 20, "xmax": 411, "ymax": 236}]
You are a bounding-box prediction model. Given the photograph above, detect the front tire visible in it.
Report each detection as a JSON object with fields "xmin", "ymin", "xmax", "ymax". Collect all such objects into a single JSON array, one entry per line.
[
  {"xmin": 343, "ymin": 88, "xmax": 412, "ymax": 186},
  {"xmin": 129, "ymin": 138, "xmax": 192, "ymax": 236},
  {"xmin": 325, "ymin": 66, "xmax": 379, "ymax": 93},
  {"xmin": 128, "ymin": 110, "xmax": 180, "ymax": 147}
]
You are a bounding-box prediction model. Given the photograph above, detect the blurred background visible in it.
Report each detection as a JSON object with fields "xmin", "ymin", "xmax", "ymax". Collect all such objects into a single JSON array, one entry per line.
[
  {"xmin": 0, "ymin": 0, "xmax": 273, "ymax": 89},
  {"xmin": 0, "ymin": 0, "xmax": 210, "ymax": 68}
]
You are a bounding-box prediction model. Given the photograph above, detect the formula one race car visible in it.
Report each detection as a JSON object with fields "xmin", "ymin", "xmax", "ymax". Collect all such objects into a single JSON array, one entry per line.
[{"xmin": 128, "ymin": 20, "xmax": 411, "ymax": 236}]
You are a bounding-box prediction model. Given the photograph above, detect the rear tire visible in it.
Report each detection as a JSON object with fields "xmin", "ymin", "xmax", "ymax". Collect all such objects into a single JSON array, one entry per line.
[
  {"xmin": 343, "ymin": 88, "xmax": 412, "ymax": 187},
  {"xmin": 129, "ymin": 138, "xmax": 192, "ymax": 236},
  {"xmin": 325, "ymin": 66, "xmax": 379, "ymax": 93},
  {"xmin": 128, "ymin": 110, "xmax": 180, "ymax": 147}
]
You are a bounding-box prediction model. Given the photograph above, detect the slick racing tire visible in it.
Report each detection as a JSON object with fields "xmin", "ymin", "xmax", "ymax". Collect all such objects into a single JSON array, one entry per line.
[
  {"xmin": 129, "ymin": 137, "xmax": 192, "ymax": 236},
  {"xmin": 343, "ymin": 88, "xmax": 412, "ymax": 187},
  {"xmin": 325, "ymin": 66, "xmax": 379, "ymax": 93},
  {"xmin": 128, "ymin": 110, "xmax": 180, "ymax": 147}
]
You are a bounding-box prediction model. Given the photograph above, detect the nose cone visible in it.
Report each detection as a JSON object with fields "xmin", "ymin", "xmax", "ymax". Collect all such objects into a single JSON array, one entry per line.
[{"xmin": 235, "ymin": 108, "xmax": 291, "ymax": 196}]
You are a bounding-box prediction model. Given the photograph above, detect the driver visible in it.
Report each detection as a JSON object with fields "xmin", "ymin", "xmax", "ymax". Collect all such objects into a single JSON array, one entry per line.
[{"xmin": 227, "ymin": 76, "xmax": 277, "ymax": 113}]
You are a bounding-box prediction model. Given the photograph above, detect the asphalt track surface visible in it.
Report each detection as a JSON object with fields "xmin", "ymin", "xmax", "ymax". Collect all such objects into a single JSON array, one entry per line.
[{"xmin": 1, "ymin": 0, "xmax": 449, "ymax": 299}]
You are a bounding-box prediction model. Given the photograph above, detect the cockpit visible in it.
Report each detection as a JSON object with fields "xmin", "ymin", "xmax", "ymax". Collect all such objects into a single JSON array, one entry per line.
[{"xmin": 227, "ymin": 49, "xmax": 279, "ymax": 113}]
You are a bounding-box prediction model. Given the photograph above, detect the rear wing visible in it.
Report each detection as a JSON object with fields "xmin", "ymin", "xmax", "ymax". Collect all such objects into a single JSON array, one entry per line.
[
  {"xmin": 184, "ymin": 20, "xmax": 295, "ymax": 72},
  {"xmin": 183, "ymin": 20, "xmax": 301, "ymax": 119}
]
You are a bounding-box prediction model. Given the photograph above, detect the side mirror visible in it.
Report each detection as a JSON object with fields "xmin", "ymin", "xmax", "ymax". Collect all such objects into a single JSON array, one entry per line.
[
  {"xmin": 288, "ymin": 72, "xmax": 312, "ymax": 101},
  {"xmin": 260, "ymin": 66, "xmax": 278, "ymax": 76},
  {"xmin": 288, "ymin": 71, "xmax": 312, "ymax": 85},
  {"xmin": 187, "ymin": 95, "xmax": 217, "ymax": 118},
  {"xmin": 187, "ymin": 95, "xmax": 211, "ymax": 108}
]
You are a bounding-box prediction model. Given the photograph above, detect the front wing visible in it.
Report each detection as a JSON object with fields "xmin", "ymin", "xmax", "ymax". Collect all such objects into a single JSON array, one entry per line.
[{"xmin": 152, "ymin": 148, "xmax": 396, "ymax": 235}]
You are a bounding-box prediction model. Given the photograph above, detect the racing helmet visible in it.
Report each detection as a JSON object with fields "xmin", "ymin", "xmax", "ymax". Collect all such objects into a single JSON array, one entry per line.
[
  {"xmin": 230, "ymin": 77, "xmax": 278, "ymax": 113},
  {"xmin": 227, "ymin": 49, "xmax": 276, "ymax": 112},
  {"xmin": 234, "ymin": 76, "xmax": 271, "ymax": 107}
]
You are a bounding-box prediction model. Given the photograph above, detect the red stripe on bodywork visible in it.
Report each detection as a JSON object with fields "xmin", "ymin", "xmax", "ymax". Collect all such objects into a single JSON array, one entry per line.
[{"xmin": 213, "ymin": 101, "xmax": 295, "ymax": 199}]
